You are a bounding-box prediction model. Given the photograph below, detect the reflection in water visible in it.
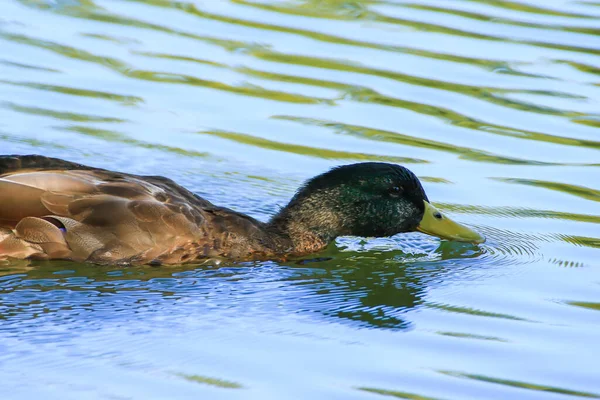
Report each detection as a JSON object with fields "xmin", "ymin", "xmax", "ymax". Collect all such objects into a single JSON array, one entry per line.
[
  {"xmin": 497, "ymin": 178, "xmax": 600, "ymax": 202},
  {"xmin": 282, "ymin": 241, "xmax": 486, "ymax": 330},
  {"xmin": 2, "ymin": 101, "xmax": 126, "ymax": 123},
  {"xmin": 0, "ymin": 79, "xmax": 144, "ymax": 105},
  {"xmin": 274, "ymin": 116, "xmax": 600, "ymax": 166},
  {"xmin": 439, "ymin": 370, "xmax": 600, "ymax": 399},
  {"xmin": 174, "ymin": 372, "xmax": 243, "ymax": 389},
  {"xmin": 200, "ymin": 130, "xmax": 427, "ymax": 163},
  {"xmin": 0, "ymin": 238, "xmax": 504, "ymax": 332},
  {"xmin": 358, "ymin": 386, "xmax": 442, "ymax": 400}
]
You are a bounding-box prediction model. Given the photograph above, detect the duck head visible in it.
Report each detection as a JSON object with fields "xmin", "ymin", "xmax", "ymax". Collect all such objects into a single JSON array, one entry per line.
[{"xmin": 270, "ymin": 162, "xmax": 484, "ymax": 252}]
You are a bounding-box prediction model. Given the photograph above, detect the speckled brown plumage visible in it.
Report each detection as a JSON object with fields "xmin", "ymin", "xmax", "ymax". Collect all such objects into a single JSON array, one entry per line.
[
  {"xmin": 0, "ymin": 155, "xmax": 467, "ymax": 266},
  {"xmin": 0, "ymin": 155, "xmax": 290, "ymax": 265}
]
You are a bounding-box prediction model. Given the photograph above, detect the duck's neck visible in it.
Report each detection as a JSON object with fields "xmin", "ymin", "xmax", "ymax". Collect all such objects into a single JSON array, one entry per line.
[{"xmin": 268, "ymin": 195, "xmax": 341, "ymax": 255}]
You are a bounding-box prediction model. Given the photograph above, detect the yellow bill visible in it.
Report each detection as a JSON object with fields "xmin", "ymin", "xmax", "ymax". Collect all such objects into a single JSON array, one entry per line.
[{"xmin": 417, "ymin": 201, "xmax": 485, "ymax": 244}]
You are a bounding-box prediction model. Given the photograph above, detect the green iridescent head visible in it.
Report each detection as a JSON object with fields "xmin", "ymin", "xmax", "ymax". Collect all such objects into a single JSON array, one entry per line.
[{"xmin": 271, "ymin": 162, "xmax": 484, "ymax": 247}]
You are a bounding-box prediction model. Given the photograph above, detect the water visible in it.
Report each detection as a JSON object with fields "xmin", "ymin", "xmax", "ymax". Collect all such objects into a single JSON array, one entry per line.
[{"xmin": 1, "ymin": 0, "xmax": 599, "ymax": 398}]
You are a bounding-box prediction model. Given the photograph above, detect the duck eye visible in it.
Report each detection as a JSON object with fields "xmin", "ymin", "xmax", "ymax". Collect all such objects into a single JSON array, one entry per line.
[
  {"xmin": 433, "ymin": 211, "xmax": 443, "ymax": 220},
  {"xmin": 389, "ymin": 186, "xmax": 403, "ymax": 196}
]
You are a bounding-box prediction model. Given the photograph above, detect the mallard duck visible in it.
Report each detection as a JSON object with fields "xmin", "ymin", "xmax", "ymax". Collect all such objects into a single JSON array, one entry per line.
[{"xmin": 0, "ymin": 155, "xmax": 484, "ymax": 265}]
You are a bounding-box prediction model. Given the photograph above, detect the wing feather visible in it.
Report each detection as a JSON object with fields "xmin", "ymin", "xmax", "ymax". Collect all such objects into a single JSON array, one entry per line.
[
  {"xmin": 0, "ymin": 161, "xmax": 252, "ymax": 264},
  {"xmin": 0, "ymin": 179, "xmax": 49, "ymax": 224}
]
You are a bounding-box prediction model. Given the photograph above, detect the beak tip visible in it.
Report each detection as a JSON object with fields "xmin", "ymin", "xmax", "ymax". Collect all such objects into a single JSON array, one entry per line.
[
  {"xmin": 472, "ymin": 235, "xmax": 486, "ymax": 245},
  {"xmin": 444, "ymin": 233, "xmax": 485, "ymax": 245},
  {"xmin": 457, "ymin": 231, "xmax": 486, "ymax": 245}
]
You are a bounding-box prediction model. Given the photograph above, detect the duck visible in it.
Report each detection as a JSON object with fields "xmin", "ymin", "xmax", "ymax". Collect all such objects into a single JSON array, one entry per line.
[{"xmin": 0, "ymin": 155, "xmax": 484, "ymax": 265}]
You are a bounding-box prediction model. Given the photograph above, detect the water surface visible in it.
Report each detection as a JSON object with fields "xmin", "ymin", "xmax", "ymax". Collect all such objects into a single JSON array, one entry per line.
[{"xmin": 1, "ymin": 0, "xmax": 600, "ymax": 399}]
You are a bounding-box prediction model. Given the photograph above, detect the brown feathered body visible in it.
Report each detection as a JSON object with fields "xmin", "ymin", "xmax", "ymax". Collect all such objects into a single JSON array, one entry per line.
[{"xmin": 0, "ymin": 155, "xmax": 291, "ymax": 265}]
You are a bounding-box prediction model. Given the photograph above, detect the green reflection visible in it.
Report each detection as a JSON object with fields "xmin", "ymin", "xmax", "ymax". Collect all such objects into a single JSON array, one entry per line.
[
  {"xmin": 425, "ymin": 302, "xmax": 531, "ymax": 321},
  {"xmin": 496, "ymin": 178, "xmax": 600, "ymax": 202},
  {"xmin": 174, "ymin": 373, "xmax": 243, "ymax": 389},
  {"xmin": 0, "ymin": 33, "xmax": 329, "ymax": 105},
  {"xmin": 138, "ymin": 51, "xmax": 600, "ymax": 151},
  {"xmin": 200, "ymin": 130, "xmax": 427, "ymax": 163},
  {"xmin": 436, "ymin": 331, "xmax": 507, "ymax": 342},
  {"xmin": 558, "ymin": 235, "xmax": 600, "ymax": 249},
  {"xmin": 403, "ymin": 3, "xmax": 600, "ymax": 36},
  {"xmin": 232, "ymin": 0, "xmax": 600, "ymax": 56},
  {"xmin": 463, "ymin": 0, "xmax": 596, "ymax": 19},
  {"xmin": 557, "ymin": 60, "xmax": 600, "ymax": 77},
  {"xmin": 434, "ymin": 203, "xmax": 600, "ymax": 225},
  {"xmin": 568, "ymin": 302, "xmax": 600, "ymax": 311},
  {"xmin": 275, "ymin": 116, "xmax": 591, "ymax": 166},
  {"xmin": 80, "ymin": 32, "xmax": 141, "ymax": 44},
  {"xmin": 230, "ymin": 0, "xmax": 548, "ymax": 78},
  {"xmin": 249, "ymin": 49, "xmax": 587, "ymax": 117},
  {"xmin": 231, "ymin": 0, "xmax": 375, "ymax": 21},
  {"xmin": 573, "ymin": 117, "xmax": 600, "ymax": 129},
  {"xmin": 2, "ymin": 101, "xmax": 126, "ymax": 123},
  {"xmin": 11, "ymin": 0, "xmax": 600, "ymax": 120},
  {"xmin": 0, "ymin": 58, "xmax": 60, "ymax": 72},
  {"xmin": 271, "ymin": 241, "xmax": 486, "ymax": 330},
  {"xmin": 440, "ymin": 370, "xmax": 600, "ymax": 398},
  {"xmin": 62, "ymin": 126, "xmax": 212, "ymax": 158},
  {"xmin": 119, "ymin": 70, "xmax": 329, "ymax": 104},
  {"xmin": 358, "ymin": 386, "xmax": 442, "ymax": 400},
  {"xmin": 550, "ymin": 258, "xmax": 585, "ymax": 268},
  {"xmin": 420, "ymin": 177, "xmax": 453, "ymax": 184},
  {"xmin": 0, "ymin": 79, "xmax": 143, "ymax": 105},
  {"xmin": 341, "ymin": 86, "xmax": 597, "ymax": 149},
  {"xmin": 7, "ymin": 22, "xmax": 595, "ymax": 151},
  {"xmin": 134, "ymin": 51, "xmax": 226, "ymax": 68},
  {"xmin": 0, "ymin": 131, "xmax": 68, "ymax": 150}
]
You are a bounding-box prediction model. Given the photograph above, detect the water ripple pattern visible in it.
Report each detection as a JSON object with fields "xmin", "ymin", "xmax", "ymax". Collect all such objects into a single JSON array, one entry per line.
[{"xmin": 1, "ymin": 1, "xmax": 599, "ymax": 399}]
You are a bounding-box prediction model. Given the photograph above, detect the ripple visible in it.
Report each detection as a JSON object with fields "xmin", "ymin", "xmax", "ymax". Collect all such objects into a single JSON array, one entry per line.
[
  {"xmin": 436, "ymin": 203, "xmax": 600, "ymax": 224},
  {"xmin": 200, "ymin": 130, "xmax": 428, "ymax": 163},
  {"xmin": 0, "ymin": 58, "xmax": 60, "ymax": 72},
  {"xmin": 61, "ymin": 126, "xmax": 213, "ymax": 159},
  {"xmin": 477, "ymin": 227, "xmax": 542, "ymax": 263},
  {"xmin": 425, "ymin": 302, "xmax": 533, "ymax": 322},
  {"xmin": 173, "ymin": 373, "xmax": 243, "ymax": 389},
  {"xmin": 1, "ymin": 101, "xmax": 127, "ymax": 123},
  {"xmin": 0, "ymin": 79, "xmax": 144, "ymax": 105},
  {"xmin": 568, "ymin": 301, "xmax": 600, "ymax": 311},
  {"xmin": 439, "ymin": 370, "xmax": 600, "ymax": 398},
  {"xmin": 358, "ymin": 386, "xmax": 442, "ymax": 400},
  {"xmin": 496, "ymin": 178, "xmax": 600, "ymax": 202},
  {"xmin": 275, "ymin": 116, "xmax": 584, "ymax": 166},
  {"xmin": 436, "ymin": 331, "xmax": 508, "ymax": 342}
]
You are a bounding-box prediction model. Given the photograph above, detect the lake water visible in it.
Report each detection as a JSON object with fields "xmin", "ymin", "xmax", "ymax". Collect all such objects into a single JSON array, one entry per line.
[{"xmin": 1, "ymin": 0, "xmax": 600, "ymax": 399}]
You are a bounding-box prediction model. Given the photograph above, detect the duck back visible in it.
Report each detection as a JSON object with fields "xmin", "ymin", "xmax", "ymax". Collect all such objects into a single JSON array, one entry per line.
[{"xmin": 0, "ymin": 155, "xmax": 277, "ymax": 264}]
